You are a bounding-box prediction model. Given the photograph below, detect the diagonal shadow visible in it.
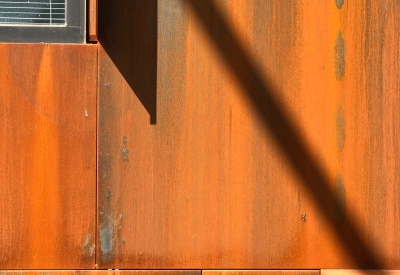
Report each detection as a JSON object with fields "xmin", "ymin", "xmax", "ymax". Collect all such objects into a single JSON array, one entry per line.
[{"xmin": 187, "ymin": 0, "xmax": 381, "ymax": 268}]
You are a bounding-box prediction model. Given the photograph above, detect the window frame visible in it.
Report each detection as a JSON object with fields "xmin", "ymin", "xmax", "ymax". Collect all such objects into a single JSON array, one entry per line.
[{"xmin": 0, "ymin": 0, "xmax": 85, "ymax": 43}]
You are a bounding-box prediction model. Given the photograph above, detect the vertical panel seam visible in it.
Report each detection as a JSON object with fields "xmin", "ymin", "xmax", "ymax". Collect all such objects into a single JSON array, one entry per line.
[{"xmin": 95, "ymin": 44, "xmax": 99, "ymax": 270}]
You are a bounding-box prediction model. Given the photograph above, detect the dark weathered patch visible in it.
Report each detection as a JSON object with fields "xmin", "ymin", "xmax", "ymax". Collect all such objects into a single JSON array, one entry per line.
[
  {"xmin": 99, "ymin": 220, "xmax": 114, "ymax": 263},
  {"xmin": 99, "ymin": 212, "xmax": 123, "ymax": 264},
  {"xmin": 122, "ymin": 135, "xmax": 130, "ymax": 161},
  {"xmin": 335, "ymin": 104, "xmax": 346, "ymax": 152},
  {"xmin": 333, "ymin": 174, "xmax": 346, "ymax": 223},
  {"xmin": 335, "ymin": 32, "xmax": 345, "ymax": 80},
  {"xmin": 82, "ymin": 234, "xmax": 95, "ymax": 257},
  {"xmin": 335, "ymin": 0, "xmax": 344, "ymax": 9}
]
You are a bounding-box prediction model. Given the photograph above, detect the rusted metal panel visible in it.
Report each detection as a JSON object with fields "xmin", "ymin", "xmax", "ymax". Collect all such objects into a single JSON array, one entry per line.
[
  {"xmin": 0, "ymin": 272, "xmax": 107, "ymax": 275},
  {"xmin": 0, "ymin": 44, "xmax": 97, "ymax": 269},
  {"xmin": 0, "ymin": 271, "xmax": 199, "ymax": 275},
  {"xmin": 98, "ymin": 0, "xmax": 400, "ymax": 269},
  {"xmin": 322, "ymin": 271, "xmax": 400, "ymax": 275},
  {"xmin": 203, "ymin": 271, "xmax": 319, "ymax": 275},
  {"xmin": 115, "ymin": 272, "xmax": 199, "ymax": 275},
  {"xmin": 89, "ymin": 0, "xmax": 98, "ymax": 41}
]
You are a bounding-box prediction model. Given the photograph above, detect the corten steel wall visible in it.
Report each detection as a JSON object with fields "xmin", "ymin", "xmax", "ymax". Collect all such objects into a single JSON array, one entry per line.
[
  {"xmin": 0, "ymin": 0, "xmax": 400, "ymax": 271},
  {"xmin": 0, "ymin": 44, "xmax": 97, "ymax": 269},
  {"xmin": 97, "ymin": 0, "xmax": 400, "ymax": 269}
]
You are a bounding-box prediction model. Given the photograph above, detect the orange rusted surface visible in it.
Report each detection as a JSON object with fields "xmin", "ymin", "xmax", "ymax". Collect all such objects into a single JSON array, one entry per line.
[
  {"xmin": 203, "ymin": 271, "xmax": 319, "ymax": 275},
  {"xmin": 89, "ymin": 0, "xmax": 98, "ymax": 41},
  {"xmin": 0, "ymin": 44, "xmax": 97, "ymax": 269},
  {"xmin": 114, "ymin": 272, "xmax": 199, "ymax": 275},
  {"xmin": 97, "ymin": 0, "xmax": 400, "ymax": 269},
  {"xmin": 322, "ymin": 271, "xmax": 400, "ymax": 275},
  {"xmin": 0, "ymin": 272, "xmax": 107, "ymax": 275},
  {"xmin": 0, "ymin": 271, "xmax": 199, "ymax": 275}
]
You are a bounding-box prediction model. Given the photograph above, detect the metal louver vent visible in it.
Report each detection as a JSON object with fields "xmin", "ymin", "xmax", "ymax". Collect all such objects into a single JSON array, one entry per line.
[{"xmin": 0, "ymin": 0, "xmax": 66, "ymax": 26}]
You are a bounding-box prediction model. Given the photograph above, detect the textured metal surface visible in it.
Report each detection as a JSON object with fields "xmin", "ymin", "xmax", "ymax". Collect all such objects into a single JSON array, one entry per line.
[
  {"xmin": 0, "ymin": 272, "xmax": 106, "ymax": 275},
  {"xmin": 89, "ymin": 0, "xmax": 98, "ymax": 41},
  {"xmin": 203, "ymin": 271, "xmax": 319, "ymax": 275},
  {"xmin": 0, "ymin": 271, "xmax": 199, "ymax": 275},
  {"xmin": 97, "ymin": 0, "xmax": 400, "ymax": 269},
  {"xmin": 0, "ymin": 44, "xmax": 97, "ymax": 269},
  {"xmin": 322, "ymin": 271, "xmax": 400, "ymax": 275}
]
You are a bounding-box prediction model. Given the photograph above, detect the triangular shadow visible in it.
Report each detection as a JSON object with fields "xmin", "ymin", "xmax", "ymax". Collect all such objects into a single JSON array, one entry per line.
[{"xmin": 98, "ymin": 0, "xmax": 157, "ymax": 124}]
